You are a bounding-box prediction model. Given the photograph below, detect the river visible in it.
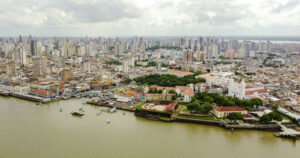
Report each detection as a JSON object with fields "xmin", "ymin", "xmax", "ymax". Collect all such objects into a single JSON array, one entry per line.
[{"xmin": 0, "ymin": 97, "xmax": 299, "ymax": 158}]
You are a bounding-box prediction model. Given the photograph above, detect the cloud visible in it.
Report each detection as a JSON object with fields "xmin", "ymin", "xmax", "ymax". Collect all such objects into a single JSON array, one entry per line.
[
  {"xmin": 0, "ymin": 0, "xmax": 300, "ymax": 36},
  {"xmin": 272, "ymin": 0, "xmax": 300, "ymax": 13},
  {"xmin": 0, "ymin": 0, "xmax": 141, "ymax": 27}
]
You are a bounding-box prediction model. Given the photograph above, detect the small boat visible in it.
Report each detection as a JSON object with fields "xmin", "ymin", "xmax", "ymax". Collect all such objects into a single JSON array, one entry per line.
[
  {"xmin": 123, "ymin": 112, "xmax": 125, "ymax": 115},
  {"xmin": 105, "ymin": 107, "xmax": 110, "ymax": 113},
  {"xmin": 107, "ymin": 119, "xmax": 111, "ymax": 124},
  {"xmin": 71, "ymin": 111, "xmax": 85, "ymax": 116},
  {"xmin": 59, "ymin": 108, "xmax": 63, "ymax": 112},
  {"xmin": 78, "ymin": 107, "xmax": 84, "ymax": 112},
  {"xmin": 96, "ymin": 110, "xmax": 101, "ymax": 115},
  {"xmin": 110, "ymin": 107, "xmax": 117, "ymax": 113}
]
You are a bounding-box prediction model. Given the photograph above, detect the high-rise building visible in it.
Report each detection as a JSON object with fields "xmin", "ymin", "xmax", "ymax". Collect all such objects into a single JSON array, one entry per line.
[
  {"xmin": 21, "ymin": 50, "xmax": 27, "ymax": 66},
  {"xmin": 199, "ymin": 37, "xmax": 204, "ymax": 51},
  {"xmin": 81, "ymin": 59, "xmax": 91, "ymax": 72},
  {"xmin": 183, "ymin": 50, "xmax": 194, "ymax": 63},
  {"xmin": 195, "ymin": 51, "xmax": 206, "ymax": 61},
  {"xmin": 122, "ymin": 59, "xmax": 129, "ymax": 73},
  {"xmin": 30, "ymin": 40, "xmax": 37, "ymax": 56},
  {"xmin": 6, "ymin": 61, "xmax": 17, "ymax": 76},
  {"xmin": 32, "ymin": 57, "xmax": 47, "ymax": 77}
]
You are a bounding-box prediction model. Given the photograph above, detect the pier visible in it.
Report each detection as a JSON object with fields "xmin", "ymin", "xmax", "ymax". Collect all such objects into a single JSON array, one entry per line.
[
  {"xmin": 0, "ymin": 91, "xmax": 51, "ymax": 103},
  {"xmin": 87, "ymin": 101, "xmax": 136, "ymax": 112},
  {"xmin": 275, "ymin": 122, "xmax": 300, "ymax": 139}
]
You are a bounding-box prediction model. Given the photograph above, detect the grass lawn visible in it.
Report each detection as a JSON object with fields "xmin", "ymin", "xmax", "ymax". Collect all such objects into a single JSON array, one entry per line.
[{"xmin": 136, "ymin": 102, "xmax": 146, "ymax": 110}]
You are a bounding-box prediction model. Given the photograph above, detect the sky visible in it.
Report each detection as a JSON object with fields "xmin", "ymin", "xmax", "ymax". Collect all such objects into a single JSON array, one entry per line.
[{"xmin": 0, "ymin": 0, "xmax": 300, "ymax": 37}]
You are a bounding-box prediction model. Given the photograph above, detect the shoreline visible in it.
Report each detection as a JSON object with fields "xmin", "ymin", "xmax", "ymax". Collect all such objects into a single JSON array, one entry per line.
[{"xmin": 0, "ymin": 95, "xmax": 290, "ymax": 134}]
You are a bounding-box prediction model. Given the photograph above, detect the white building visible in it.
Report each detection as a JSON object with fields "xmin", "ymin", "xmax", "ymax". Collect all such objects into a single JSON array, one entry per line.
[
  {"xmin": 175, "ymin": 86, "xmax": 194, "ymax": 102},
  {"xmin": 198, "ymin": 72, "xmax": 233, "ymax": 87},
  {"xmin": 228, "ymin": 79, "xmax": 267, "ymax": 99},
  {"xmin": 214, "ymin": 106, "xmax": 248, "ymax": 118},
  {"xmin": 122, "ymin": 59, "xmax": 129, "ymax": 73},
  {"xmin": 0, "ymin": 84, "xmax": 30, "ymax": 94}
]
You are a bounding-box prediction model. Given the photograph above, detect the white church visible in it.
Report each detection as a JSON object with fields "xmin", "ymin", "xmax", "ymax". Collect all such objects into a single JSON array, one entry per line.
[{"xmin": 228, "ymin": 79, "xmax": 268, "ymax": 100}]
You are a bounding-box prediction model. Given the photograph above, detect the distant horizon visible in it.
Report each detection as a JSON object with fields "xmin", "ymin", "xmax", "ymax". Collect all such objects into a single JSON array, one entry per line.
[{"xmin": 2, "ymin": 35, "xmax": 300, "ymax": 42}]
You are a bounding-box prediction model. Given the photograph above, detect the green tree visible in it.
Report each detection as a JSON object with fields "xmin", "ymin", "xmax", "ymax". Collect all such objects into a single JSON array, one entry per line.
[
  {"xmin": 123, "ymin": 78, "xmax": 132, "ymax": 84},
  {"xmin": 168, "ymin": 90, "xmax": 176, "ymax": 94},
  {"xmin": 198, "ymin": 102, "xmax": 213, "ymax": 114},
  {"xmin": 203, "ymin": 96, "xmax": 214, "ymax": 103},
  {"xmin": 259, "ymin": 112, "xmax": 282, "ymax": 124},
  {"xmin": 250, "ymin": 98, "xmax": 263, "ymax": 106},
  {"xmin": 224, "ymin": 99, "xmax": 235, "ymax": 106},
  {"xmin": 226, "ymin": 113, "xmax": 244, "ymax": 120}
]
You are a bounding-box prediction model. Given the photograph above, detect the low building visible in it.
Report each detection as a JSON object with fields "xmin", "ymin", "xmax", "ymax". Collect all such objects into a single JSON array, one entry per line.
[
  {"xmin": 113, "ymin": 94, "xmax": 134, "ymax": 102},
  {"xmin": 29, "ymin": 89, "xmax": 56, "ymax": 98},
  {"xmin": 145, "ymin": 93, "xmax": 173, "ymax": 102},
  {"xmin": 213, "ymin": 106, "xmax": 248, "ymax": 118},
  {"xmin": 175, "ymin": 86, "xmax": 194, "ymax": 102}
]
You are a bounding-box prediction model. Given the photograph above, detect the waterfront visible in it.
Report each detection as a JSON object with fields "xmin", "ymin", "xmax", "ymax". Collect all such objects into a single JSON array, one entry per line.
[{"xmin": 0, "ymin": 96, "xmax": 299, "ymax": 158}]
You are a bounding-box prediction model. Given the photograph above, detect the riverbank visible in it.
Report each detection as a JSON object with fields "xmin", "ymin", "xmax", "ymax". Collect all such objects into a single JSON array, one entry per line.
[
  {"xmin": 0, "ymin": 94, "xmax": 293, "ymax": 134},
  {"xmin": 133, "ymin": 108, "xmax": 284, "ymax": 132},
  {"xmin": 1, "ymin": 97, "xmax": 299, "ymax": 158}
]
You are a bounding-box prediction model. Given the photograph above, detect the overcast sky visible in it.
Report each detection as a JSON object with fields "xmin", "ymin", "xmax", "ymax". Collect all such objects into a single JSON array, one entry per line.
[{"xmin": 0, "ymin": 0, "xmax": 300, "ymax": 37}]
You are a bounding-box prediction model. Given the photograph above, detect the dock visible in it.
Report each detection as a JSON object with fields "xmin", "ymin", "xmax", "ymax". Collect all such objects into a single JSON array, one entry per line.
[
  {"xmin": 87, "ymin": 101, "xmax": 136, "ymax": 112},
  {"xmin": 0, "ymin": 91, "xmax": 51, "ymax": 103},
  {"xmin": 275, "ymin": 122, "xmax": 300, "ymax": 139}
]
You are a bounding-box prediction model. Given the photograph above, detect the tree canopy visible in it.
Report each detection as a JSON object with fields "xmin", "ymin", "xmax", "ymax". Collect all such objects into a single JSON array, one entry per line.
[
  {"xmin": 134, "ymin": 74, "xmax": 206, "ymax": 87},
  {"xmin": 259, "ymin": 112, "xmax": 282, "ymax": 124},
  {"xmin": 187, "ymin": 101, "xmax": 213, "ymax": 115},
  {"xmin": 227, "ymin": 113, "xmax": 243, "ymax": 120},
  {"xmin": 193, "ymin": 92, "xmax": 263, "ymax": 110},
  {"xmin": 105, "ymin": 60, "xmax": 122, "ymax": 65}
]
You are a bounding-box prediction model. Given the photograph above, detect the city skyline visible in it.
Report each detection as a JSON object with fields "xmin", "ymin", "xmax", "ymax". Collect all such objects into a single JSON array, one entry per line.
[{"xmin": 0, "ymin": 0, "xmax": 300, "ymax": 36}]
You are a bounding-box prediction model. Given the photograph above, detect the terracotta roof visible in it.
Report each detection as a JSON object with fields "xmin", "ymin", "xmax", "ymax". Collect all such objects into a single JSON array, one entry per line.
[
  {"xmin": 150, "ymin": 86, "xmax": 175, "ymax": 91},
  {"xmin": 184, "ymin": 89, "xmax": 194, "ymax": 95},
  {"xmin": 175, "ymin": 86, "xmax": 189, "ymax": 91},
  {"xmin": 30, "ymin": 89, "xmax": 55, "ymax": 96},
  {"xmin": 215, "ymin": 106, "xmax": 246, "ymax": 112},
  {"xmin": 245, "ymin": 89, "xmax": 267, "ymax": 95}
]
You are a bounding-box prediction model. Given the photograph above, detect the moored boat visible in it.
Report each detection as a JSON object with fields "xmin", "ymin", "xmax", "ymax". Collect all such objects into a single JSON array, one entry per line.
[{"xmin": 71, "ymin": 111, "xmax": 85, "ymax": 116}]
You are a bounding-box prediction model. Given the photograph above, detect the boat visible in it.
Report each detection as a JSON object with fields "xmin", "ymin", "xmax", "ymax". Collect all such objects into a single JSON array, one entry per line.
[
  {"xmin": 110, "ymin": 107, "xmax": 117, "ymax": 113},
  {"xmin": 105, "ymin": 107, "xmax": 110, "ymax": 113},
  {"xmin": 78, "ymin": 107, "xmax": 84, "ymax": 112},
  {"xmin": 123, "ymin": 112, "xmax": 125, "ymax": 115},
  {"xmin": 59, "ymin": 108, "xmax": 63, "ymax": 112},
  {"xmin": 107, "ymin": 119, "xmax": 111, "ymax": 124},
  {"xmin": 96, "ymin": 110, "xmax": 101, "ymax": 115},
  {"xmin": 82, "ymin": 99, "xmax": 89, "ymax": 104},
  {"xmin": 71, "ymin": 111, "xmax": 85, "ymax": 116}
]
